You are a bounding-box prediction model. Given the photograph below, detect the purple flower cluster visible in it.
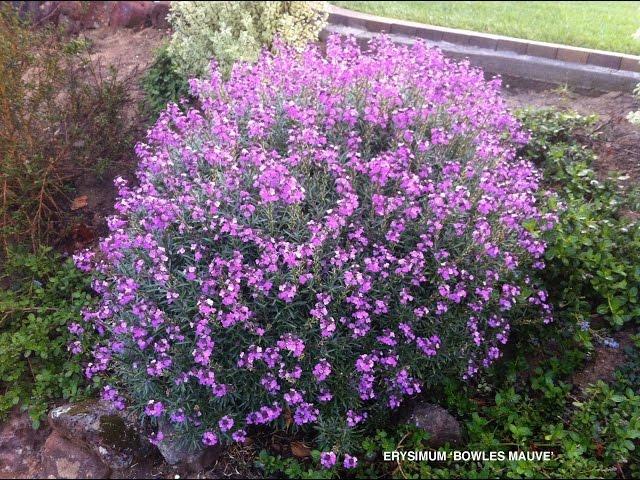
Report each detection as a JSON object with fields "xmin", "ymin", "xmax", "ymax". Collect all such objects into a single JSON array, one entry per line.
[{"xmin": 73, "ymin": 35, "xmax": 555, "ymax": 456}]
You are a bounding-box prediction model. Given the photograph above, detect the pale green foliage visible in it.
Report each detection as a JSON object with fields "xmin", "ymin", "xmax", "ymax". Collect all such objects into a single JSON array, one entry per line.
[{"xmin": 167, "ymin": 1, "xmax": 327, "ymax": 78}]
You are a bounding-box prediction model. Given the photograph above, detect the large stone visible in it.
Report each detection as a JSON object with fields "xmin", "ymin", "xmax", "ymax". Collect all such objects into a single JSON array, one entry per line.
[
  {"xmin": 406, "ymin": 402, "xmax": 463, "ymax": 448},
  {"xmin": 108, "ymin": 1, "xmax": 154, "ymax": 30},
  {"xmin": 156, "ymin": 423, "xmax": 222, "ymax": 472},
  {"xmin": 0, "ymin": 409, "xmax": 50, "ymax": 478},
  {"xmin": 150, "ymin": 1, "xmax": 170, "ymax": 29},
  {"xmin": 10, "ymin": 1, "xmax": 168, "ymax": 31},
  {"xmin": 48, "ymin": 401, "xmax": 142, "ymax": 470},
  {"xmin": 41, "ymin": 432, "xmax": 110, "ymax": 479}
]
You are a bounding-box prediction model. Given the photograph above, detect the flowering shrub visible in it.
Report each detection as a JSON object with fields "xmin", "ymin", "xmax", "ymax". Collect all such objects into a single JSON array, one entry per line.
[
  {"xmin": 166, "ymin": 1, "xmax": 327, "ymax": 78},
  {"xmin": 74, "ymin": 35, "xmax": 556, "ymax": 461}
]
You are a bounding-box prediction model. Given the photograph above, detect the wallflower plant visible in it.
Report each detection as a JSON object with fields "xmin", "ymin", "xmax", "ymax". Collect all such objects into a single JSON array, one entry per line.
[{"xmin": 73, "ymin": 35, "xmax": 556, "ymax": 464}]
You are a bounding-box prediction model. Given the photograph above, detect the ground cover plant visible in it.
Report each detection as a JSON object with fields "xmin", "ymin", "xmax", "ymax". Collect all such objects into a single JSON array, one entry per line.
[
  {"xmin": 518, "ymin": 109, "xmax": 640, "ymax": 328},
  {"xmin": 73, "ymin": 35, "xmax": 558, "ymax": 464},
  {"xmin": 332, "ymin": 1, "xmax": 640, "ymax": 55},
  {"xmin": 0, "ymin": 248, "xmax": 95, "ymax": 427}
]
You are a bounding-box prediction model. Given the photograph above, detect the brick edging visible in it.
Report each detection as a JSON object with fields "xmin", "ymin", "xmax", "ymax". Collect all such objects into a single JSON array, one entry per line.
[{"xmin": 327, "ymin": 5, "xmax": 640, "ymax": 73}]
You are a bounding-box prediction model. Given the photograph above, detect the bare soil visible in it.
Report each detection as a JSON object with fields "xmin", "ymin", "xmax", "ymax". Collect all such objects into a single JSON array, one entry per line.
[
  {"xmin": 572, "ymin": 330, "xmax": 636, "ymax": 393},
  {"xmin": 61, "ymin": 27, "xmax": 167, "ymax": 251},
  {"xmin": 502, "ymin": 76, "xmax": 640, "ymax": 184}
]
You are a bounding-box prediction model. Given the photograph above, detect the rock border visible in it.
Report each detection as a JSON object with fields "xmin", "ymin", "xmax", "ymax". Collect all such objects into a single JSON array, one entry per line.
[{"xmin": 325, "ymin": 5, "xmax": 640, "ymax": 92}]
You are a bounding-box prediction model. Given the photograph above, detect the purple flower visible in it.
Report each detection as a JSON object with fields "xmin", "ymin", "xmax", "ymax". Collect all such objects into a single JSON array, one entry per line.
[
  {"xmin": 170, "ymin": 409, "xmax": 186, "ymax": 423},
  {"xmin": 219, "ymin": 416, "xmax": 234, "ymax": 432},
  {"xmin": 261, "ymin": 373, "xmax": 280, "ymax": 394},
  {"xmin": 346, "ymin": 410, "xmax": 368, "ymax": 427},
  {"xmin": 293, "ymin": 402, "xmax": 319, "ymax": 425},
  {"xmin": 320, "ymin": 451, "xmax": 337, "ymax": 468},
  {"xmin": 232, "ymin": 430, "xmax": 247, "ymax": 443},
  {"xmin": 68, "ymin": 340, "xmax": 83, "ymax": 355},
  {"xmin": 276, "ymin": 334, "xmax": 305, "ymax": 358},
  {"xmin": 68, "ymin": 323, "xmax": 84, "ymax": 335},
  {"xmin": 101, "ymin": 386, "xmax": 125, "ymax": 410},
  {"xmin": 202, "ymin": 431, "xmax": 218, "ymax": 446},
  {"xmin": 277, "ymin": 283, "xmax": 298, "ymax": 303},
  {"xmin": 148, "ymin": 431, "xmax": 164, "ymax": 446},
  {"xmin": 343, "ymin": 454, "xmax": 358, "ymax": 469},
  {"xmin": 284, "ymin": 389, "xmax": 304, "ymax": 406},
  {"xmin": 312, "ymin": 359, "xmax": 332, "ymax": 382},
  {"xmin": 318, "ymin": 389, "xmax": 333, "ymax": 403},
  {"xmin": 144, "ymin": 400, "xmax": 164, "ymax": 417}
]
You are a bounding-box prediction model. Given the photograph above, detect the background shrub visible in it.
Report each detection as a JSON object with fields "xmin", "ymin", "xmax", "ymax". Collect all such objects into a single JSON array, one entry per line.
[
  {"xmin": 0, "ymin": 5, "xmax": 134, "ymax": 253},
  {"xmin": 141, "ymin": 44, "xmax": 191, "ymax": 121},
  {"xmin": 166, "ymin": 1, "xmax": 327, "ymax": 78},
  {"xmin": 76, "ymin": 36, "xmax": 555, "ymax": 462}
]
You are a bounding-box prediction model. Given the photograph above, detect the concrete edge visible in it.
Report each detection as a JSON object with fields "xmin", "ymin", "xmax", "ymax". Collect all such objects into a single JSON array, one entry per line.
[
  {"xmin": 322, "ymin": 24, "xmax": 640, "ymax": 93},
  {"xmin": 327, "ymin": 5, "xmax": 640, "ymax": 74}
]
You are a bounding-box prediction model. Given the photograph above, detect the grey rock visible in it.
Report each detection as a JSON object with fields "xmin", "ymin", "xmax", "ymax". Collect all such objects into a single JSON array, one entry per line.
[
  {"xmin": 48, "ymin": 401, "xmax": 142, "ymax": 470},
  {"xmin": 406, "ymin": 402, "xmax": 463, "ymax": 447},
  {"xmin": 155, "ymin": 422, "xmax": 222, "ymax": 472}
]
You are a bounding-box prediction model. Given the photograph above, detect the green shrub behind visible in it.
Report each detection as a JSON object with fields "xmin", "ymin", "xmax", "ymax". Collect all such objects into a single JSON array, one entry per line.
[
  {"xmin": 166, "ymin": 1, "xmax": 327, "ymax": 78},
  {"xmin": 141, "ymin": 44, "xmax": 191, "ymax": 120}
]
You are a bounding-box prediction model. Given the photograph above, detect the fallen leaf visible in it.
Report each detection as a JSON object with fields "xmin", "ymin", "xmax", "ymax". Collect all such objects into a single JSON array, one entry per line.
[
  {"xmin": 71, "ymin": 195, "xmax": 88, "ymax": 210},
  {"xmin": 291, "ymin": 441, "xmax": 312, "ymax": 458}
]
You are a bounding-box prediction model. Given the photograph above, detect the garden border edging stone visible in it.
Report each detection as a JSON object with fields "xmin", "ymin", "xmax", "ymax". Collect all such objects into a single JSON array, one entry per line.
[{"xmin": 325, "ymin": 5, "xmax": 640, "ymax": 92}]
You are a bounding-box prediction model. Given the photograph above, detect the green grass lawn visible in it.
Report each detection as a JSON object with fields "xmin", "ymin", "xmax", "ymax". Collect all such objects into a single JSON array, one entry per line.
[{"xmin": 331, "ymin": 1, "xmax": 640, "ymax": 55}]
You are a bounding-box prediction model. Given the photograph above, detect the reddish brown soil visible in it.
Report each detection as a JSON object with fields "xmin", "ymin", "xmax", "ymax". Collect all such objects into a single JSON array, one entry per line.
[
  {"xmin": 62, "ymin": 27, "xmax": 167, "ymax": 248},
  {"xmin": 502, "ymin": 77, "xmax": 640, "ymax": 184}
]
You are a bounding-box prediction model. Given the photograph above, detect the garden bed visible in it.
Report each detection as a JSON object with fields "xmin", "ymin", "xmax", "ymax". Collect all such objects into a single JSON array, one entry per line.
[{"xmin": 2, "ymin": 5, "xmax": 640, "ymax": 478}]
